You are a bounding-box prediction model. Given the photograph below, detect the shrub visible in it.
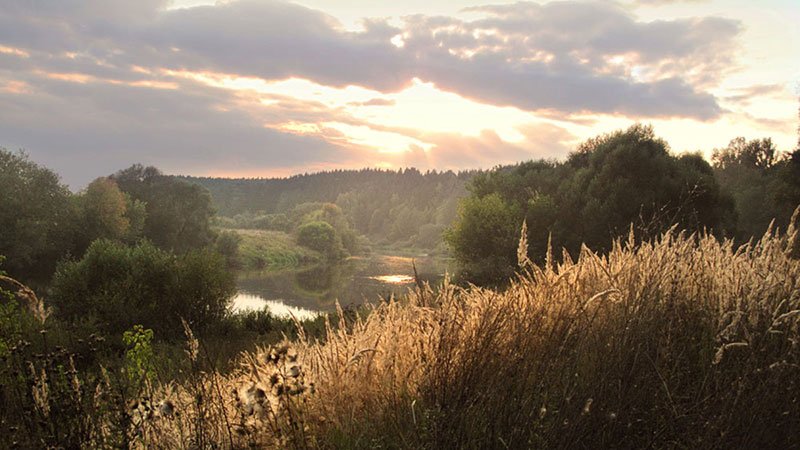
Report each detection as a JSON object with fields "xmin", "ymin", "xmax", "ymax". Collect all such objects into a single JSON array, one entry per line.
[
  {"xmin": 50, "ymin": 240, "xmax": 235, "ymax": 339},
  {"xmin": 296, "ymin": 221, "xmax": 344, "ymax": 259},
  {"xmin": 215, "ymin": 230, "xmax": 242, "ymax": 268}
]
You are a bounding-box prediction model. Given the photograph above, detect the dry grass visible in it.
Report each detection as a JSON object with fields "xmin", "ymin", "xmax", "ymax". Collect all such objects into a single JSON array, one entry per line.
[{"xmin": 110, "ymin": 214, "xmax": 800, "ymax": 448}]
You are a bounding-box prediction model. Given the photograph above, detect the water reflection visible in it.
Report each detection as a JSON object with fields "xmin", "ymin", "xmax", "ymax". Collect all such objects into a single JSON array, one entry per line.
[
  {"xmin": 368, "ymin": 275, "xmax": 414, "ymax": 284},
  {"xmin": 231, "ymin": 294, "xmax": 320, "ymax": 321},
  {"xmin": 231, "ymin": 254, "xmax": 448, "ymax": 317}
]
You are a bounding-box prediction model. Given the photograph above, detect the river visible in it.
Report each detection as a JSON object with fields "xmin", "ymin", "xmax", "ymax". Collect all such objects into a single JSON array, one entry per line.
[{"xmin": 230, "ymin": 254, "xmax": 449, "ymax": 320}]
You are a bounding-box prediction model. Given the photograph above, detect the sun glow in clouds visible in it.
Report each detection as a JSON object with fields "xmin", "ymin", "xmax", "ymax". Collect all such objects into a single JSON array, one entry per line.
[
  {"xmin": 166, "ymin": 69, "xmax": 545, "ymax": 157},
  {"xmin": 5, "ymin": 0, "xmax": 796, "ymax": 187}
]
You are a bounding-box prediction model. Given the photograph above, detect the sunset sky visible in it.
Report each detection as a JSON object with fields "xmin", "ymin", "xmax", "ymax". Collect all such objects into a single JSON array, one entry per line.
[{"xmin": 1, "ymin": 0, "xmax": 798, "ymax": 188}]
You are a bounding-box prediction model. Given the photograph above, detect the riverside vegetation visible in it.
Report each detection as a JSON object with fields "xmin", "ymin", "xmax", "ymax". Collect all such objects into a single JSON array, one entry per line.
[
  {"xmin": 1, "ymin": 124, "xmax": 799, "ymax": 448},
  {"xmin": 3, "ymin": 215, "xmax": 799, "ymax": 448}
]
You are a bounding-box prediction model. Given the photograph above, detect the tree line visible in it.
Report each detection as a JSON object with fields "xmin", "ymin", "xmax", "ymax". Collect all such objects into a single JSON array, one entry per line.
[
  {"xmin": 446, "ymin": 125, "xmax": 800, "ymax": 284},
  {"xmin": 181, "ymin": 167, "xmax": 472, "ymax": 251},
  {"xmin": 0, "ymin": 152, "xmax": 231, "ymax": 338}
]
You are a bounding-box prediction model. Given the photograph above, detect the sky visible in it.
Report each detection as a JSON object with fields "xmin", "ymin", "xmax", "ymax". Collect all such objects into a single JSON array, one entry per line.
[{"xmin": 1, "ymin": 0, "xmax": 798, "ymax": 188}]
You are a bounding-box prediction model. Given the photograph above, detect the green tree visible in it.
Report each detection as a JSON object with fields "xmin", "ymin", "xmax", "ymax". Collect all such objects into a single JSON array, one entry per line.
[
  {"xmin": 445, "ymin": 193, "xmax": 521, "ymax": 284},
  {"xmin": 73, "ymin": 177, "xmax": 132, "ymax": 253},
  {"xmin": 112, "ymin": 165, "xmax": 216, "ymax": 253},
  {"xmin": 215, "ymin": 230, "xmax": 242, "ymax": 267},
  {"xmin": 447, "ymin": 125, "xmax": 733, "ymax": 285},
  {"xmin": 0, "ymin": 149, "xmax": 74, "ymax": 280},
  {"xmin": 712, "ymin": 137, "xmax": 798, "ymax": 241}
]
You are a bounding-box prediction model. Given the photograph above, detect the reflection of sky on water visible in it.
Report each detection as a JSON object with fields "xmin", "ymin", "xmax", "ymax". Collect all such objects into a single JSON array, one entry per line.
[
  {"xmin": 231, "ymin": 293, "xmax": 320, "ymax": 321},
  {"xmin": 368, "ymin": 274, "xmax": 414, "ymax": 284},
  {"xmin": 233, "ymin": 254, "xmax": 450, "ymax": 318}
]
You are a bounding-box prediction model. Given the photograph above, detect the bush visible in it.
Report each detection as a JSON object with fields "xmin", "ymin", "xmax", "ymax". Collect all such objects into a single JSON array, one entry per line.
[
  {"xmin": 214, "ymin": 230, "xmax": 242, "ymax": 267},
  {"xmin": 50, "ymin": 240, "xmax": 235, "ymax": 339},
  {"xmin": 296, "ymin": 221, "xmax": 344, "ymax": 259}
]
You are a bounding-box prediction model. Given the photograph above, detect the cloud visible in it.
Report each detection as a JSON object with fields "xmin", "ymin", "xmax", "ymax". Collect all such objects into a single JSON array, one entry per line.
[
  {"xmin": 0, "ymin": 70, "xmax": 362, "ymax": 187},
  {"xmin": 632, "ymin": 0, "xmax": 709, "ymax": 5},
  {"xmin": 348, "ymin": 98, "xmax": 397, "ymax": 107},
  {"xmin": 0, "ymin": 0, "xmax": 747, "ymax": 185},
  {"xmin": 723, "ymin": 83, "xmax": 787, "ymax": 104},
  {"xmin": 394, "ymin": 123, "xmax": 577, "ymax": 171},
  {"xmin": 1, "ymin": 0, "xmax": 739, "ymax": 117}
]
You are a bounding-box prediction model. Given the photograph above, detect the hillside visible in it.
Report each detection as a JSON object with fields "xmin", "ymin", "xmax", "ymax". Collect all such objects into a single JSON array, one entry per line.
[{"xmin": 179, "ymin": 168, "xmax": 474, "ymax": 250}]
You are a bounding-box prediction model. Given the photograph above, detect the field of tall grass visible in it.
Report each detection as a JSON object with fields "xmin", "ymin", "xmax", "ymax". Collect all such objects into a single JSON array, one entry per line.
[
  {"xmin": 4, "ymin": 210, "xmax": 800, "ymax": 449},
  {"xmin": 117, "ymin": 208, "xmax": 798, "ymax": 449}
]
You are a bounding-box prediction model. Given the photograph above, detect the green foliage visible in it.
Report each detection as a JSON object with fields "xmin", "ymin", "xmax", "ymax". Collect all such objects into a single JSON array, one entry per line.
[
  {"xmin": 183, "ymin": 168, "xmax": 472, "ymax": 251},
  {"xmin": 50, "ymin": 240, "xmax": 235, "ymax": 339},
  {"xmin": 293, "ymin": 202, "xmax": 358, "ymax": 255},
  {"xmin": 122, "ymin": 324, "xmax": 156, "ymax": 385},
  {"xmin": 214, "ymin": 212, "xmax": 292, "ymax": 231},
  {"xmin": 233, "ymin": 229, "xmax": 321, "ymax": 270},
  {"xmin": 0, "ymin": 149, "xmax": 74, "ymax": 280},
  {"xmin": 445, "ymin": 193, "xmax": 521, "ymax": 284},
  {"xmin": 112, "ymin": 164, "xmax": 216, "ymax": 253},
  {"xmin": 215, "ymin": 229, "xmax": 242, "ymax": 267},
  {"xmin": 712, "ymin": 137, "xmax": 799, "ymax": 241},
  {"xmin": 72, "ymin": 177, "xmax": 137, "ymax": 254},
  {"xmin": 448, "ymin": 125, "xmax": 734, "ymax": 284},
  {"xmin": 296, "ymin": 221, "xmax": 343, "ymax": 259}
]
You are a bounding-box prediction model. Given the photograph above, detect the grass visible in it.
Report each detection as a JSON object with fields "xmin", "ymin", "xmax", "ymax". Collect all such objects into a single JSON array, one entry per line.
[
  {"xmin": 132, "ymin": 211, "xmax": 800, "ymax": 449},
  {"xmin": 4, "ymin": 211, "xmax": 800, "ymax": 448},
  {"xmin": 229, "ymin": 228, "xmax": 322, "ymax": 271}
]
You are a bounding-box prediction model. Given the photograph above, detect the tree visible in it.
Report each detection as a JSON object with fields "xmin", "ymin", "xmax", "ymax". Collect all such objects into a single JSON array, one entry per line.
[
  {"xmin": 445, "ymin": 193, "xmax": 521, "ymax": 284},
  {"xmin": 712, "ymin": 137, "xmax": 797, "ymax": 241},
  {"xmin": 0, "ymin": 149, "xmax": 74, "ymax": 280},
  {"xmin": 215, "ymin": 230, "xmax": 242, "ymax": 267},
  {"xmin": 561, "ymin": 125, "xmax": 731, "ymax": 250},
  {"xmin": 112, "ymin": 165, "xmax": 216, "ymax": 253},
  {"xmin": 72, "ymin": 178, "xmax": 132, "ymax": 253},
  {"xmin": 447, "ymin": 125, "xmax": 733, "ymax": 285}
]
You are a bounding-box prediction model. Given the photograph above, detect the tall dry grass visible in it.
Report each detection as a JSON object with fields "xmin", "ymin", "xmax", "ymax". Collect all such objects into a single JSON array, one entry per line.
[{"xmin": 135, "ymin": 211, "xmax": 800, "ymax": 448}]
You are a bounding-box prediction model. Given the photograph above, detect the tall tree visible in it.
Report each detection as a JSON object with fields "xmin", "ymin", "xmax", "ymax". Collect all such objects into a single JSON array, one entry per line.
[
  {"xmin": 712, "ymin": 137, "xmax": 797, "ymax": 241},
  {"xmin": 0, "ymin": 149, "xmax": 73, "ymax": 280},
  {"xmin": 447, "ymin": 125, "xmax": 734, "ymax": 284},
  {"xmin": 112, "ymin": 165, "xmax": 216, "ymax": 253},
  {"xmin": 73, "ymin": 177, "xmax": 131, "ymax": 253}
]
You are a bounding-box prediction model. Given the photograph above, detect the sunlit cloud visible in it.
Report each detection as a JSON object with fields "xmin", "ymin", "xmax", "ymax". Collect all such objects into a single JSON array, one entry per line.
[
  {"xmin": 0, "ymin": 45, "xmax": 29, "ymax": 58},
  {"xmin": 0, "ymin": 0, "xmax": 796, "ymax": 187}
]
